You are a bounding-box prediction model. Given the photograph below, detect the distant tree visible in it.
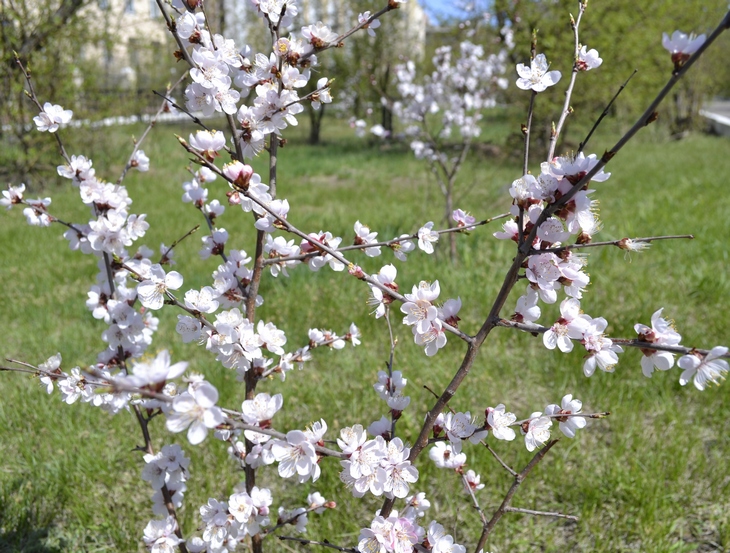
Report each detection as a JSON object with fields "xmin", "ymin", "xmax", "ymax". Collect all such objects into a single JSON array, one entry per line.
[{"xmin": 492, "ymin": 0, "xmax": 730, "ymax": 148}]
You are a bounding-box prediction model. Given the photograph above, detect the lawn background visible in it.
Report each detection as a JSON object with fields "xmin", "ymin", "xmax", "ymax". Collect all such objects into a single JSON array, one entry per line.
[{"xmin": 1, "ymin": 112, "xmax": 729, "ymax": 552}]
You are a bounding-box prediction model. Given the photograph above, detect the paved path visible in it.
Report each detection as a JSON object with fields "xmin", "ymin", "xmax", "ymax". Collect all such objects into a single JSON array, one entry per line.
[{"xmin": 701, "ymin": 100, "xmax": 730, "ymax": 136}]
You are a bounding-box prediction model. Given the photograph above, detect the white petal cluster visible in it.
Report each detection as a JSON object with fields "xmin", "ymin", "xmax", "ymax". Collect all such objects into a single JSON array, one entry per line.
[
  {"xmin": 516, "ymin": 53, "xmax": 561, "ymax": 92},
  {"xmin": 634, "ymin": 308, "xmax": 682, "ymax": 377},
  {"xmin": 33, "ymin": 102, "xmax": 73, "ymax": 132},
  {"xmin": 165, "ymin": 380, "xmax": 225, "ymax": 444},
  {"xmin": 357, "ymin": 511, "xmax": 466, "ymax": 553},
  {"xmin": 339, "ymin": 426, "xmax": 419, "ymax": 500}
]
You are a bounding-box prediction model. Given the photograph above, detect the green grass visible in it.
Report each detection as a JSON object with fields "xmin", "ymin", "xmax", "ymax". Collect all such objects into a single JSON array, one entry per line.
[{"xmin": 1, "ymin": 114, "xmax": 729, "ymax": 553}]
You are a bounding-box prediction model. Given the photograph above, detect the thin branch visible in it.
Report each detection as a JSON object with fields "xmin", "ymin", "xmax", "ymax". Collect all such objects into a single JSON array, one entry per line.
[
  {"xmin": 547, "ymin": 3, "xmax": 586, "ymax": 161},
  {"xmin": 117, "ymin": 72, "xmax": 188, "ymax": 185},
  {"xmin": 385, "ymin": 309, "xmax": 398, "ymax": 439},
  {"xmin": 159, "ymin": 225, "xmax": 201, "ymax": 264},
  {"xmin": 578, "ymin": 69, "xmax": 637, "ymax": 154},
  {"xmin": 278, "ymin": 536, "xmax": 357, "ymax": 553},
  {"xmin": 484, "ymin": 443, "xmax": 518, "ymax": 477},
  {"xmin": 152, "ymin": 90, "xmax": 212, "ymax": 131},
  {"xmin": 503, "ymin": 506, "xmax": 579, "ymax": 521},
  {"xmin": 463, "ymin": 473, "xmax": 488, "ymax": 526},
  {"xmin": 532, "ymin": 234, "xmax": 693, "ymax": 255},
  {"xmin": 474, "ymin": 439, "xmax": 559, "ymax": 552},
  {"xmin": 522, "ymin": 90, "xmax": 536, "ymax": 175}
]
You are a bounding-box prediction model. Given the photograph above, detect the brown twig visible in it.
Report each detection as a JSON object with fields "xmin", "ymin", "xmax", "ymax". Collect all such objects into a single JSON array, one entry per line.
[
  {"xmin": 475, "ymin": 439, "xmax": 559, "ymax": 552},
  {"xmin": 547, "ymin": 3, "xmax": 586, "ymax": 161}
]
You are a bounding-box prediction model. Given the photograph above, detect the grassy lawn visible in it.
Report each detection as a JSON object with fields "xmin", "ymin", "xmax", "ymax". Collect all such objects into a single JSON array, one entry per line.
[{"xmin": 1, "ymin": 112, "xmax": 729, "ymax": 553}]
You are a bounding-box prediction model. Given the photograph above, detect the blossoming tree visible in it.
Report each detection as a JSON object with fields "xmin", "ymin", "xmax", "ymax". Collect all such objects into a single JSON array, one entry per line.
[{"xmin": 2, "ymin": 1, "xmax": 729, "ymax": 553}]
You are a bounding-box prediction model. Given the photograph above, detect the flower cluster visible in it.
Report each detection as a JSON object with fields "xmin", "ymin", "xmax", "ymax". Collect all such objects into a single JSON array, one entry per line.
[
  {"xmin": 358, "ymin": 508, "xmax": 466, "ymax": 553},
  {"xmin": 338, "ymin": 425, "xmax": 419, "ymax": 499}
]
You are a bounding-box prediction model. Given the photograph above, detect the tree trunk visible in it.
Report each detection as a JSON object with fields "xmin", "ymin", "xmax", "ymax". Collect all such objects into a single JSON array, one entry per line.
[{"xmin": 308, "ymin": 103, "xmax": 325, "ymax": 145}]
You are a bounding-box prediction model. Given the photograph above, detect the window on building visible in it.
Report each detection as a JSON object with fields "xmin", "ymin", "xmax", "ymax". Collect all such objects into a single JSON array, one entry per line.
[
  {"xmin": 98, "ymin": 0, "xmax": 109, "ymax": 10},
  {"xmin": 124, "ymin": 0, "xmax": 134, "ymax": 14}
]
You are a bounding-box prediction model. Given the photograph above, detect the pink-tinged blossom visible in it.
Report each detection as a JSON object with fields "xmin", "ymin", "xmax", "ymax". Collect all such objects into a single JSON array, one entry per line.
[
  {"xmin": 452, "ymin": 209, "xmax": 476, "ymax": 229},
  {"xmin": 581, "ymin": 316, "xmax": 623, "ymax": 377},
  {"xmin": 38, "ymin": 353, "xmax": 61, "ymax": 394},
  {"xmin": 130, "ymin": 150, "xmax": 149, "ymax": 172},
  {"xmin": 401, "ymin": 280, "xmax": 440, "ymax": 333},
  {"xmin": 137, "ymin": 264, "xmax": 184, "ymax": 310},
  {"xmin": 392, "ymin": 235, "xmax": 415, "ymax": 261},
  {"xmin": 486, "ymin": 404, "xmax": 516, "ymax": 441},
  {"xmin": 545, "ymin": 394, "xmax": 586, "ymax": 438},
  {"xmin": 126, "ymin": 349, "xmax": 188, "ymax": 387},
  {"xmin": 354, "ymin": 220, "xmax": 381, "ymax": 257},
  {"xmin": 165, "ymin": 381, "xmax": 225, "ymax": 444},
  {"xmin": 142, "ymin": 516, "xmax": 182, "ymax": 553},
  {"xmin": 58, "ymin": 367, "xmax": 85, "ymax": 404},
  {"xmin": 176, "ymin": 315, "xmax": 202, "ymax": 343},
  {"xmin": 57, "ymin": 155, "xmax": 94, "ymax": 184},
  {"xmin": 33, "ymin": 102, "xmax": 72, "ymax": 132},
  {"xmin": 402, "ymin": 492, "xmax": 430, "ymax": 519},
  {"xmin": 522, "ymin": 412, "xmax": 552, "ymax": 451},
  {"xmin": 543, "ymin": 297, "xmax": 584, "ymax": 353},
  {"xmin": 678, "ymin": 346, "xmax": 728, "ymax": 391},
  {"xmin": 311, "ymin": 77, "xmax": 332, "ymax": 110},
  {"xmin": 302, "ymin": 21, "xmax": 338, "ymax": 49},
  {"xmin": 662, "ymin": 30, "xmax": 706, "ymax": 67},
  {"xmin": 427, "ymin": 522, "xmax": 466, "ymax": 553},
  {"xmin": 493, "ymin": 219, "xmax": 520, "ymax": 242},
  {"xmin": 514, "ymin": 287, "xmax": 541, "ymax": 323},
  {"xmin": 184, "ymin": 286, "xmax": 220, "ymax": 314},
  {"xmin": 358, "ymin": 11, "xmax": 381, "ymax": 37},
  {"xmin": 382, "ymin": 438, "xmax": 418, "ymax": 499},
  {"xmin": 271, "ymin": 430, "xmax": 321, "ymax": 483},
  {"xmin": 23, "ymin": 197, "xmax": 53, "ymax": 227},
  {"xmin": 463, "ymin": 469, "xmax": 484, "ymax": 493},
  {"xmin": 577, "ymin": 46, "xmax": 603, "ymax": 71},
  {"xmin": 526, "ymin": 253, "xmax": 562, "ymax": 304},
  {"xmin": 241, "ymin": 392, "xmax": 283, "ymax": 427},
  {"xmin": 417, "ymin": 222, "xmax": 439, "ymax": 254},
  {"xmin": 190, "ymin": 130, "xmax": 226, "ymax": 161},
  {"xmin": 414, "ymin": 319, "xmax": 447, "ymax": 356},
  {"xmin": 515, "ymin": 53, "xmax": 561, "ymax": 92},
  {"xmin": 428, "ymin": 442, "xmax": 466, "ymax": 469},
  {"xmin": 1, "ymin": 183, "xmax": 25, "ymax": 209},
  {"xmin": 634, "ymin": 308, "xmax": 682, "ymax": 377},
  {"xmin": 337, "ymin": 424, "xmax": 368, "ymax": 455},
  {"xmin": 550, "ymin": 152, "xmax": 610, "ymax": 185}
]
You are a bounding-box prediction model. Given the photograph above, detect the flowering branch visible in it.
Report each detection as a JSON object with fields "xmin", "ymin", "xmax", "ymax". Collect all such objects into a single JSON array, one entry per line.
[
  {"xmin": 262, "ymin": 214, "xmax": 509, "ymax": 266},
  {"xmin": 15, "ymin": 56, "xmax": 71, "ymax": 164},
  {"xmin": 176, "ymin": 138, "xmax": 473, "ymax": 342},
  {"xmin": 532, "ymin": 234, "xmax": 694, "ymax": 255},
  {"xmin": 547, "ymin": 2, "xmax": 586, "ymax": 161},
  {"xmin": 116, "ymin": 73, "xmax": 187, "ymax": 185},
  {"xmin": 462, "ymin": 472, "xmax": 488, "ymax": 526}
]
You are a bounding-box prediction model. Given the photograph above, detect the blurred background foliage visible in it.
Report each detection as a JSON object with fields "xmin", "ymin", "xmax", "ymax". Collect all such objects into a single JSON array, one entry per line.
[{"xmin": 2, "ymin": 0, "xmax": 728, "ymax": 189}]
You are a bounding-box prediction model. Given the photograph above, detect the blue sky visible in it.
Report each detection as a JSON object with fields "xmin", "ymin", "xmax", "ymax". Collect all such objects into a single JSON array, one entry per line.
[{"xmin": 418, "ymin": 0, "xmax": 468, "ymax": 21}]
